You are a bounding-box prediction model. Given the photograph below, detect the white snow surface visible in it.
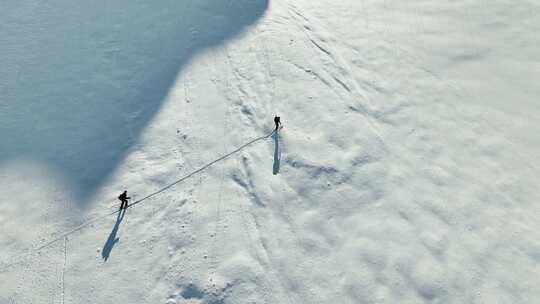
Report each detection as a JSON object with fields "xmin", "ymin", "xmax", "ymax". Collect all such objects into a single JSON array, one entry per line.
[{"xmin": 1, "ymin": 0, "xmax": 540, "ymax": 303}]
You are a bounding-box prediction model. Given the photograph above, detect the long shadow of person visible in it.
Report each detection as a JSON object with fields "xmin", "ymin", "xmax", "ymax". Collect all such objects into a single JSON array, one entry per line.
[
  {"xmin": 102, "ymin": 208, "xmax": 126, "ymax": 261},
  {"xmin": 273, "ymin": 131, "xmax": 281, "ymax": 175}
]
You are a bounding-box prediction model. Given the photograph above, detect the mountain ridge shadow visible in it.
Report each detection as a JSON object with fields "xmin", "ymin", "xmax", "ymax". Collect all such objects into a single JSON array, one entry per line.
[{"xmin": 0, "ymin": 0, "xmax": 268, "ymax": 207}]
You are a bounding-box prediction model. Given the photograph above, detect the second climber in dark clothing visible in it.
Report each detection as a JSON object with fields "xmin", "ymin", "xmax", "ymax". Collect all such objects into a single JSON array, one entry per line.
[
  {"xmin": 118, "ymin": 190, "xmax": 130, "ymax": 210},
  {"xmin": 274, "ymin": 116, "xmax": 281, "ymax": 131}
]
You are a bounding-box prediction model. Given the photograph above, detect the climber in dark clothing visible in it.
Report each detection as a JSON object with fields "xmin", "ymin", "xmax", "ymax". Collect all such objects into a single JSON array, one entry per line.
[
  {"xmin": 118, "ymin": 190, "xmax": 130, "ymax": 210},
  {"xmin": 274, "ymin": 116, "xmax": 281, "ymax": 131}
]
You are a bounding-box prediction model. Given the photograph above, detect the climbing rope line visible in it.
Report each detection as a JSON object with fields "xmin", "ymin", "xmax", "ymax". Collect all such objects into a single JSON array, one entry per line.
[{"xmin": 0, "ymin": 130, "xmax": 276, "ymax": 273}]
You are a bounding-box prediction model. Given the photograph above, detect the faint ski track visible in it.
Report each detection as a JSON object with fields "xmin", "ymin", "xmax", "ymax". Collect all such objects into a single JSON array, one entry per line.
[
  {"xmin": 259, "ymin": 30, "xmax": 278, "ymax": 116},
  {"xmin": 204, "ymin": 47, "xmax": 230, "ymax": 284},
  {"xmin": 253, "ymin": 26, "xmax": 277, "ymax": 118},
  {"xmin": 161, "ymin": 68, "xmax": 205, "ymax": 290},
  {"xmin": 253, "ymin": 2, "xmax": 392, "ymax": 303},
  {"xmin": 225, "ymin": 8, "xmax": 308, "ymax": 301},
  {"xmin": 285, "ymin": 2, "xmax": 389, "ymax": 154},
  {"xmin": 61, "ymin": 237, "xmax": 67, "ymax": 304},
  {"xmin": 222, "ymin": 43, "xmax": 275, "ymax": 304},
  {"xmin": 230, "ymin": 4, "xmax": 334, "ymax": 302},
  {"xmin": 254, "ymin": 15, "xmax": 302, "ymax": 266},
  {"xmin": 223, "ymin": 24, "xmax": 300, "ymax": 300},
  {"xmin": 233, "ymin": 154, "xmax": 298, "ymax": 303}
]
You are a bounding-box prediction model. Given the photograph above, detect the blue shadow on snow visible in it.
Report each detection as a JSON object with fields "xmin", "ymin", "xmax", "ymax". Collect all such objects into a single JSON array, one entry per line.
[
  {"xmin": 0, "ymin": 0, "xmax": 268, "ymax": 207},
  {"xmin": 272, "ymin": 131, "xmax": 280, "ymax": 175},
  {"xmin": 101, "ymin": 208, "xmax": 126, "ymax": 261}
]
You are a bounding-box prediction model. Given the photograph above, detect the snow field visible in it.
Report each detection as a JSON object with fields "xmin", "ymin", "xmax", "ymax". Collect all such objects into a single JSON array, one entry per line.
[{"xmin": 2, "ymin": 0, "xmax": 540, "ymax": 303}]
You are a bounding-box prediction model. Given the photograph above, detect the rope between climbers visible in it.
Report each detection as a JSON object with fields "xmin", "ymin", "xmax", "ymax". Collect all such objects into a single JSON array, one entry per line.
[{"xmin": 0, "ymin": 130, "xmax": 275, "ymax": 272}]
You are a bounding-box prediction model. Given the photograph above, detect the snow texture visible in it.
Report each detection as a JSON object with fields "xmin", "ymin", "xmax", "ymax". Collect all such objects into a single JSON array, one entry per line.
[{"xmin": 1, "ymin": 0, "xmax": 540, "ymax": 303}]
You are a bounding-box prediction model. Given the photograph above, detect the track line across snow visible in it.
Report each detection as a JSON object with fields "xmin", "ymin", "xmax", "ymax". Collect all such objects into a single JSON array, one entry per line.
[{"xmin": 0, "ymin": 131, "xmax": 277, "ymax": 273}]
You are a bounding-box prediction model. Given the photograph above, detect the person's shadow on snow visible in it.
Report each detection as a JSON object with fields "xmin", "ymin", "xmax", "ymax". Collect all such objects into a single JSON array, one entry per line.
[
  {"xmin": 272, "ymin": 131, "xmax": 281, "ymax": 175},
  {"xmin": 102, "ymin": 209, "xmax": 126, "ymax": 261}
]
